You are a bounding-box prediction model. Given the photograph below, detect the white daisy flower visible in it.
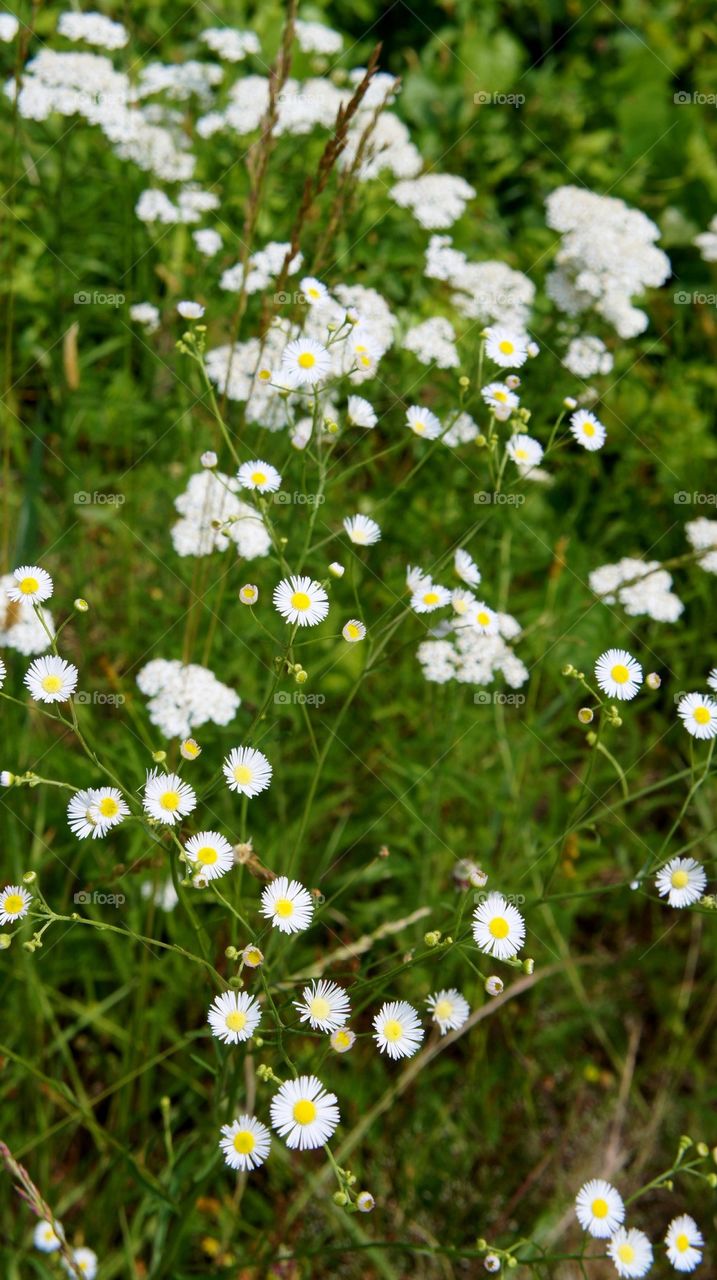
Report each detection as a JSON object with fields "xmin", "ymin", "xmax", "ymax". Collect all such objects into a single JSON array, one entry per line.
[
  {"xmin": 180, "ymin": 737, "xmax": 202, "ymax": 760},
  {"xmin": 373, "ymin": 1000, "xmax": 425, "ymax": 1060},
  {"xmin": 411, "ymin": 583, "xmax": 451, "ymax": 614},
  {"xmin": 655, "ymin": 857, "xmax": 706, "ymax": 908},
  {"xmin": 665, "ymin": 1214, "xmax": 704, "ymax": 1272},
  {"xmin": 260, "ymin": 876, "xmax": 314, "ymax": 933},
  {"xmin": 219, "ymin": 1114, "xmax": 271, "ymax": 1171},
  {"xmin": 295, "ymin": 979, "xmax": 351, "ymax": 1032},
  {"xmin": 300, "ymin": 276, "xmax": 328, "ymax": 304},
  {"xmin": 7, "ymin": 564, "xmax": 53, "ymax": 603},
  {"xmin": 707, "ymin": 667, "xmax": 717, "ymax": 693},
  {"xmin": 0, "ymin": 657, "xmax": 5, "ymax": 687},
  {"xmin": 343, "ymin": 514, "xmax": 381, "ymax": 546},
  {"xmin": 281, "ymin": 337, "xmax": 331, "ymax": 387},
  {"xmin": 0, "ymin": 884, "xmax": 31, "ymax": 925},
  {"xmin": 347, "ymin": 395, "xmax": 377, "ymax": 428},
  {"xmin": 485, "ymin": 326, "xmax": 529, "ymax": 368},
  {"xmin": 177, "ymin": 301, "xmax": 204, "ymax": 319},
  {"xmin": 208, "ymin": 989, "xmax": 262, "ymax": 1044},
  {"xmin": 185, "ymin": 830, "xmax": 235, "ymax": 880},
  {"xmin": 482, "ymin": 381, "xmax": 519, "ymax": 421},
  {"xmin": 575, "ymin": 1179, "xmax": 625, "ymax": 1238},
  {"xmin": 469, "ymin": 602, "xmax": 498, "ymax": 634},
  {"xmin": 242, "ymin": 944, "xmax": 264, "ymax": 968},
  {"xmin": 62, "ymin": 1249, "xmax": 98, "ymax": 1279},
  {"xmin": 607, "ymin": 1227, "xmax": 653, "ymax": 1278},
  {"xmin": 426, "ymin": 988, "xmax": 470, "ymax": 1035},
  {"xmin": 677, "ymin": 692, "xmax": 717, "ymax": 739},
  {"xmin": 342, "ymin": 619, "xmax": 366, "ymax": 642},
  {"xmin": 273, "ymin": 576, "xmax": 330, "ymax": 627},
  {"xmin": 406, "ymin": 564, "xmax": 433, "ymax": 593},
  {"xmin": 330, "ymin": 1026, "xmax": 356, "ymax": 1053},
  {"xmin": 349, "ymin": 331, "xmax": 381, "ymax": 375},
  {"xmin": 222, "ymin": 746, "xmax": 273, "ymax": 797},
  {"xmin": 33, "ymin": 1220, "xmax": 63, "ymax": 1252},
  {"xmin": 452, "ymin": 588, "xmax": 476, "ymax": 616},
  {"xmin": 239, "ymin": 584, "xmax": 259, "ymax": 604},
  {"xmin": 143, "ymin": 770, "xmax": 197, "ymax": 825},
  {"xmin": 507, "ymin": 433, "xmax": 544, "ymax": 468},
  {"xmin": 570, "ymin": 409, "xmax": 606, "ymax": 451},
  {"xmin": 472, "ymin": 891, "xmax": 526, "ymax": 960},
  {"xmin": 454, "ymin": 548, "xmax": 481, "ymax": 587},
  {"xmin": 237, "ymin": 460, "xmax": 282, "ymax": 493},
  {"xmin": 406, "ymin": 405, "xmax": 442, "ymax": 439},
  {"xmin": 67, "ymin": 787, "xmax": 129, "ymax": 839},
  {"xmin": 24, "ymin": 656, "xmax": 78, "ymax": 704},
  {"xmin": 270, "ymin": 1075, "xmax": 340, "ymax": 1149},
  {"xmin": 595, "ymin": 649, "xmax": 643, "ymax": 701}
]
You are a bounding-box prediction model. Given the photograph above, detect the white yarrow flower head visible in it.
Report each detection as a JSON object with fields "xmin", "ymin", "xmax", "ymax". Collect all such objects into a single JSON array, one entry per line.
[
  {"xmin": 426, "ymin": 988, "xmax": 470, "ymax": 1035},
  {"xmin": 294, "ymin": 979, "xmax": 351, "ymax": 1032},
  {"xmin": 665, "ymin": 1214, "xmax": 704, "ymax": 1273},
  {"xmin": 373, "ymin": 1000, "xmax": 425, "ymax": 1059},
  {"xmin": 7, "ymin": 564, "xmax": 53, "ymax": 603},
  {"xmin": 454, "ymin": 548, "xmax": 481, "ymax": 586},
  {"xmin": 62, "ymin": 1248, "xmax": 98, "ymax": 1278},
  {"xmin": 237, "ymin": 460, "xmax": 282, "ymax": 493},
  {"xmin": 411, "ymin": 583, "xmax": 451, "ymax": 614},
  {"xmin": 677, "ymin": 692, "xmax": 717, "ymax": 739},
  {"xmin": 406, "ymin": 405, "xmax": 442, "ymax": 439},
  {"xmin": 300, "ymin": 275, "xmax": 328, "ymax": 304},
  {"xmin": 343, "ymin": 514, "xmax": 381, "ymax": 546},
  {"xmin": 260, "ymin": 876, "xmax": 314, "ymax": 933},
  {"xmin": 607, "ymin": 1227, "xmax": 653, "ymax": 1278},
  {"xmin": 219, "ymin": 1115, "xmax": 271, "ymax": 1171},
  {"xmin": 0, "ymin": 884, "xmax": 32, "ymax": 925},
  {"xmin": 330, "ymin": 1026, "xmax": 356, "ymax": 1053},
  {"xmin": 223, "ymin": 746, "xmax": 273, "ymax": 797},
  {"xmin": 507, "ymin": 433, "xmax": 544, "ymax": 468},
  {"xmin": 595, "ymin": 649, "xmax": 643, "ymax": 701},
  {"xmin": 655, "ymin": 856, "xmax": 707, "ymax": 908},
  {"xmin": 270, "ymin": 1075, "xmax": 340, "ymax": 1149},
  {"xmin": 342, "ymin": 619, "xmax": 366, "ymax": 643},
  {"xmin": 208, "ymin": 990, "xmax": 262, "ymax": 1044},
  {"xmin": 482, "ymin": 381, "xmax": 519, "ymax": 421},
  {"xmin": 570, "ymin": 409, "xmax": 607, "ymax": 451},
  {"xmin": 273, "ymin": 576, "xmax": 329, "ymax": 626},
  {"xmin": 472, "ymin": 891, "xmax": 526, "ymax": 960},
  {"xmin": 484, "ymin": 326, "xmax": 529, "ymax": 368},
  {"xmin": 33, "ymin": 1220, "xmax": 63, "ymax": 1252},
  {"xmin": 575, "ymin": 1179, "xmax": 625, "ymax": 1238},
  {"xmin": 177, "ymin": 301, "xmax": 205, "ymax": 319},
  {"xmin": 347, "ymin": 396, "xmax": 377, "ymax": 428},
  {"xmin": 281, "ymin": 337, "xmax": 331, "ymax": 387},
  {"xmin": 143, "ymin": 770, "xmax": 196, "ymax": 825},
  {"xmin": 185, "ymin": 830, "xmax": 235, "ymax": 880},
  {"xmin": 25, "ymin": 656, "xmax": 78, "ymax": 704}
]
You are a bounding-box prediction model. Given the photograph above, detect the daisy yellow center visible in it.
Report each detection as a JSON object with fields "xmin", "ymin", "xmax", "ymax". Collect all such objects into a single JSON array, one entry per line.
[
  {"xmin": 233, "ymin": 1129, "xmax": 255, "ymax": 1154},
  {"xmin": 310, "ymin": 996, "xmax": 331, "ymax": 1019},
  {"xmin": 676, "ymin": 1234, "xmax": 690, "ymax": 1252},
  {"xmin": 3, "ymin": 893, "xmax": 24, "ymax": 913},
  {"xmin": 275, "ymin": 898, "xmax": 294, "ymax": 918},
  {"xmin": 298, "ymin": 352, "xmax": 316, "ymax": 369},
  {"xmin": 251, "ymin": 471, "xmax": 267, "ymax": 485},
  {"xmin": 435, "ymin": 1000, "xmax": 454, "ymax": 1020},
  {"xmin": 494, "ymin": 391, "xmax": 507, "ymax": 402},
  {"xmin": 423, "ymin": 591, "xmax": 439, "ymax": 605},
  {"xmin": 308, "ymin": 288, "xmax": 320, "ymax": 298},
  {"xmin": 41, "ymin": 675, "xmax": 63, "ymax": 693},
  {"xmin": 671, "ymin": 869, "xmax": 689, "ymax": 889},
  {"xmin": 98, "ymin": 797, "xmax": 119, "ymax": 817},
  {"xmin": 160, "ymin": 790, "xmax": 180, "ymax": 811},
  {"xmin": 346, "ymin": 624, "xmax": 361, "ymax": 638},
  {"xmin": 383, "ymin": 1019, "xmax": 403, "ymax": 1041},
  {"xmin": 489, "ymin": 916, "xmax": 510, "ymax": 939},
  {"xmin": 610, "ymin": 664, "xmax": 629, "ymax": 683},
  {"xmin": 413, "ymin": 420, "xmax": 426, "ymax": 434},
  {"xmin": 334, "ymin": 1030, "xmax": 351, "ymax": 1047},
  {"xmin": 226, "ymin": 1010, "xmax": 247, "ymax": 1031},
  {"xmin": 183, "ymin": 740, "xmax": 200, "ymax": 756},
  {"xmin": 693, "ymin": 706, "xmax": 711, "ymax": 725},
  {"xmin": 583, "ymin": 422, "xmax": 595, "ymax": 437},
  {"xmin": 290, "ymin": 591, "xmax": 311, "ymax": 611},
  {"xmin": 19, "ymin": 575, "xmax": 39, "ymax": 594},
  {"xmin": 233, "ymin": 765, "xmax": 253, "ymax": 784},
  {"xmin": 196, "ymin": 845, "xmax": 218, "ymax": 865},
  {"xmin": 592, "ymin": 1198, "xmax": 609, "ymax": 1218},
  {"xmin": 617, "ymin": 1244, "xmax": 635, "ymax": 1264},
  {"xmin": 293, "ymin": 1099, "xmax": 317, "ymax": 1125},
  {"xmin": 476, "ymin": 611, "xmax": 490, "ymax": 626},
  {"xmin": 245, "ymin": 948, "xmax": 262, "ymax": 965},
  {"xmin": 515, "ymin": 448, "xmax": 528, "ymax": 460},
  {"xmin": 359, "ymin": 355, "xmax": 371, "ymax": 367},
  {"xmin": 499, "ymin": 339, "xmax": 514, "ymax": 355},
  {"xmin": 258, "ymin": 368, "xmax": 271, "ymax": 380}
]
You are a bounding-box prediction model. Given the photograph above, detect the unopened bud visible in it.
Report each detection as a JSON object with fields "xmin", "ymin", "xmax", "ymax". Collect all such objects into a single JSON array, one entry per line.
[
  {"xmin": 646, "ymin": 672, "xmax": 661, "ymax": 690},
  {"xmin": 578, "ymin": 707, "xmax": 593, "ymax": 724},
  {"xmin": 424, "ymin": 930, "xmax": 441, "ymax": 947},
  {"xmin": 74, "ymin": 597, "xmax": 89, "ymax": 612}
]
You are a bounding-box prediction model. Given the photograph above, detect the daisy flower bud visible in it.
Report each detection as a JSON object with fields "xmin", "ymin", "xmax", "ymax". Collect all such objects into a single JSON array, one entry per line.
[
  {"xmin": 330, "ymin": 1026, "xmax": 356, "ymax": 1053},
  {"xmin": 563, "ymin": 396, "xmax": 578, "ymax": 409},
  {"xmin": 225, "ymin": 946, "xmax": 239, "ymax": 960},
  {"xmin": 342, "ymin": 619, "xmax": 366, "ymax": 643},
  {"xmin": 0, "ymin": 935, "xmax": 11, "ymax": 950},
  {"xmin": 22, "ymin": 870, "xmax": 36, "ymax": 884},
  {"xmin": 295, "ymin": 668, "xmax": 308, "ymax": 684},
  {"xmin": 459, "ymin": 375, "xmax": 470, "ymax": 388},
  {"xmin": 646, "ymin": 672, "xmax": 661, "ymax": 689},
  {"xmin": 485, "ymin": 975, "xmax": 503, "ymax": 996},
  {"xmin": 357, "ymin": 1191, "xmax": 375, "ymax": 1213},
  {"xmin": 239, "ymin": 584, "xmax": 259, "ymax": 605},
  {"xmin": 522, "ymin": 957, "xmax": 534, "ymax": 974},
  {"xmin": 177, "ymin": 300, "xmax": 205, "ymax": 319},
  {"xmin": 242, "ymin": 944, "xmax": 264, "ymax": 968},
  {"xmin": 578, "ymin": 707, "xmax": 594, "ymax": 724},
  {"xmin": 152, "ymin": 750, "xmax": 167, "ymax": 763},
  {"xmin": 506, "ymin": 374, "xmax": 521, "ymax": 389},
  {"xmin": 1, "ymin": 772, "xmax": 15, "ymax": 786},
  {"xmin": 484, "ymin": 1256, "xmax": 501, "ymax": 1273},
  {"xmin": 697, "ymin": 1141, "xmax": 709, "ymax": 1156},
  {"xmin": 333, "ymin": 1191, "xmax": 348, "ymax": 1206},
  {"xmin": 74, "ymin": 597, "xmax": 89, "ymax": 612},
  {"xmin": 424, "ymin": 930, "xmax": 441, "ymax": 946},
  {"xmin": 201, "ymin": 451, "xmax": 218, "ymax": 468},
  {"xmin": 329, "ymin": 562, "xmax": 345, "ymax": 577},
  {"xmin": 180, "ymin": 737, "xmax": 201, "ymax": 761}
]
